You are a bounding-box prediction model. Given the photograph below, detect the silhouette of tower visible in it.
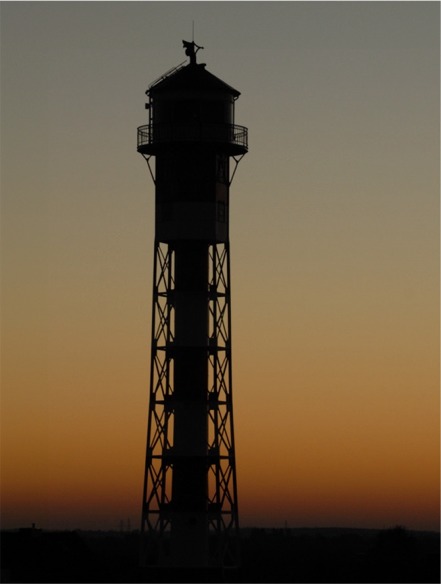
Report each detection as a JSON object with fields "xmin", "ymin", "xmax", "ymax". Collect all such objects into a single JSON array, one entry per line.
[{"xmin": 137, "ymin": 41, "xmax": 248, "ymax": 572}]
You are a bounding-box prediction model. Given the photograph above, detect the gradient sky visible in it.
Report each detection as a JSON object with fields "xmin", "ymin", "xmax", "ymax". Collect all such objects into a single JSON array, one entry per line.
[{"xmin": 1, "ymin": 1, "xmax": 439, "ymax": 532}]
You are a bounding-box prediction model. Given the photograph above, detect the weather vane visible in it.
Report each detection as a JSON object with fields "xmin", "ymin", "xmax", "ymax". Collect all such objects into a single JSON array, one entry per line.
[{"xmin": 182, "ymin": 39, "xmax": 203, "ymax": 65}]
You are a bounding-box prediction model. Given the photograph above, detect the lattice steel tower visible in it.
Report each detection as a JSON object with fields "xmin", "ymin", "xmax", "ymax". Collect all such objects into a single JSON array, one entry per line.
[{"xmin": 137, "ymin": 42, "xmax": 248, "ymax": 571}]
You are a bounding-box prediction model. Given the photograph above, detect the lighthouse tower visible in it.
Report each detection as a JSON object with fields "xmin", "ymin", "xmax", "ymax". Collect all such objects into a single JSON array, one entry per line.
[{"xmin": 138, "ymin": 41, "xmax": 248, "ymax": 572}]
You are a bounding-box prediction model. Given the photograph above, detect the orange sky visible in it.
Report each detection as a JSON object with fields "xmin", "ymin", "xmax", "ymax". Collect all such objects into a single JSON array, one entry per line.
[{"xmin": 1, "ymin": 2, "xmax": 439, "ymax": 532}]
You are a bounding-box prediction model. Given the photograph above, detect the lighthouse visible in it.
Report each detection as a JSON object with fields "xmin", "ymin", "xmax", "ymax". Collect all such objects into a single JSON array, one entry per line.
[{"xmin": 138, "ymin": 41, "xmax": 248, "ymax": 572}]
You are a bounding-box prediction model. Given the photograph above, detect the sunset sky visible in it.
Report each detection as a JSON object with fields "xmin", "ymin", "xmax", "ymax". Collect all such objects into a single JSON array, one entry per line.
[{"xmin": 1, "ymin": 1, "xmax": 439, "ymax": 532}]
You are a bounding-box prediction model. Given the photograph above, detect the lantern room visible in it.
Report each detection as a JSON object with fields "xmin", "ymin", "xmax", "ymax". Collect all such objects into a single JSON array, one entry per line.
[{"xmin": 137, "ymin": 43, "xmax": 248, "ymax": 156}]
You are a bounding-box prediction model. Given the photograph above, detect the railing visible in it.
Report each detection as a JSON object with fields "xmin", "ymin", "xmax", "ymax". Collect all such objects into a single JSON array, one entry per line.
[{"xmin": 137, "ymin": 123, "xmax": 248, "ymax": 152}]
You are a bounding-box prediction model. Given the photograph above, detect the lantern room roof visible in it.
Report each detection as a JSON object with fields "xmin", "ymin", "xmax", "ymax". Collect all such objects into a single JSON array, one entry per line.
[{"xmin": 147, "ymin": 61, "xmax": 241, "ymax": 98}]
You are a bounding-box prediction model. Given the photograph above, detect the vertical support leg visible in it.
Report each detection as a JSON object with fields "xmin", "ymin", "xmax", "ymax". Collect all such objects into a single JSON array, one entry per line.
[
  {"xmin": 140, "ymin": 241, "xmax": 175, "ymax": 566},
  {"xmin": 208, "ymin": 242, "xmax": 240, "ymax": 568}
]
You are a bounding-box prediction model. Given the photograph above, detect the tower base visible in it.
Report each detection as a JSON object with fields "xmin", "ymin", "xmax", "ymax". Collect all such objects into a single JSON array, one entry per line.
[{"xmin": 139, "ymin": 565, "xmax": 241, "ymax": 584}]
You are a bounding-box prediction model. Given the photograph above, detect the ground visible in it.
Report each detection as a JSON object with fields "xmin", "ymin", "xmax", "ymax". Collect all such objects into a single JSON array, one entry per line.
[{"xmin": 1, "ymin": 526, "xmax": 439, "ymax": 583}]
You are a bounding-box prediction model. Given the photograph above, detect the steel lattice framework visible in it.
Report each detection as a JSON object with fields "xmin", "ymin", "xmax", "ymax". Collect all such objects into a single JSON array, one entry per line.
[{"xmin": 140, "ymin": 241, "xmax": 239, "ymax": 568}]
